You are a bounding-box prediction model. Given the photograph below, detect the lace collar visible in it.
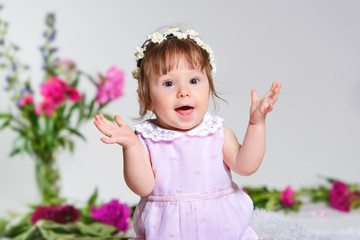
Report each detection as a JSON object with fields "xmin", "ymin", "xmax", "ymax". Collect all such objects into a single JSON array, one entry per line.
[{"xmin": 135, "ymin": 112, "xmax": 223, "ymax": 141}]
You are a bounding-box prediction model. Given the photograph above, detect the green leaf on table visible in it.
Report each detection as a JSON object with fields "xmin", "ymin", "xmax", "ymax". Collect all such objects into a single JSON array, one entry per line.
[
  {"xmin": 4, "ymin": 213, "xmax": 32, "ymax": 238},
  {"xmin": 12, "ymin": 226, "xmax": 39, "ymax": 240},
  {"xmin": 76, "ymin": 221, "xmax": 117, "ymax": 237},
  {"xmin": 38, "ymin": 227, "xmax": 78, "ymax": 240}
]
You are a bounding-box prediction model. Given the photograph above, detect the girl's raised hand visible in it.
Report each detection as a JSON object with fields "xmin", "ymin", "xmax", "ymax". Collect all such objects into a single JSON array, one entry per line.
[
  {"xmin": 249, "ymin": 81, "xmax": 281, "ymax": 125},
  {"xmin": 94, "ymin": 113, "xmax": 137, "ymax": 150}
]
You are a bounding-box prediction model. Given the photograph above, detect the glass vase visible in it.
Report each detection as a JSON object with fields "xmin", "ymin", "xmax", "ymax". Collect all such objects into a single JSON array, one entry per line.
[{"xmin": 35, "ymin": 154, "xmax": 60, "ymax": 202}]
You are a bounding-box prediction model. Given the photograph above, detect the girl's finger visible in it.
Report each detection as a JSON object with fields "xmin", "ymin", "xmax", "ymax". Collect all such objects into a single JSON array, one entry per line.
[
  {"xmin": 114, "ymin": 115, "xmax": 126, "ymax": 127},
  {"xmin": 99, "ymin": 113, "xmax": 113, "ymax": 125}
]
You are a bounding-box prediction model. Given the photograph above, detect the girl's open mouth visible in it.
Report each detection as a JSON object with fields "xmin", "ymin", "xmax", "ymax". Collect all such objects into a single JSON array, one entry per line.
[{"xmin": 175, "ymin": 106, "xmax": 194, "ymax": 117}]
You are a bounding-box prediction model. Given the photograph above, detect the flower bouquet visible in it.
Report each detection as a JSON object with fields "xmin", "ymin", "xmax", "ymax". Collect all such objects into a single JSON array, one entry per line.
[
  {"xmin": 0, "ymin": 9, "xmax": 124, "ymax": 202},
  {"xmin": 0, "ymin": 189, "xmax": 135, "ymax": 239}
]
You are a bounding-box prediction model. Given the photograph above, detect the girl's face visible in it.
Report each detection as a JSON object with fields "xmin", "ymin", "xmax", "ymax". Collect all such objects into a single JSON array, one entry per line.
[{"xmin": 148, "ymin": 60, "xmax": 210, "ymax": 131}]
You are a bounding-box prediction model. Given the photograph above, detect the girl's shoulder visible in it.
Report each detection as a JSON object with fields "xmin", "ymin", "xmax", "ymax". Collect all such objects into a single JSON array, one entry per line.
[{"xmin": 134, "ymin": 112, "xmax": 224, "ymax": 142}]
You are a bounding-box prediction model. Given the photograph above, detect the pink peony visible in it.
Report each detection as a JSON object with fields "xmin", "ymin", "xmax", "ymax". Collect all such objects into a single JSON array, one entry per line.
[
  {"xmin": 91, "ymin": 199, "xmax": 131, "ymax": 232},
  {"xmin": 96, "ymin": 66, "xmax": 124, "ymax": 105},
  {"xmin": 19, "ymin": 95, "xmax": 34, "ymax": 107},
  {"xmin": 31, "ymin": 205, "xmax": 80, "ymax": 224},
  {"xmin": 280, "ymin": 186, "xmax": 297, "ymax": 207},
  {"xmin": 329, "ymin": 181, "xmax": 352, "ymax": 212}
]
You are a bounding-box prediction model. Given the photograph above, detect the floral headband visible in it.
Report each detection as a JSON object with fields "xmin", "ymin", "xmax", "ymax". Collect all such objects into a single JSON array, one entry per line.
[{"xmin": 132, "ymin": 28, "xmax": 216, "ymax": 80}]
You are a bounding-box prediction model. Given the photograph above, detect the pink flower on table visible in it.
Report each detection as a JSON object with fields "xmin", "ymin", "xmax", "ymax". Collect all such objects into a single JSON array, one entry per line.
[
  {"xmin": 96, "ymin": 66, "xmax": 124, "ymax": 105},
  {"xmin": 280, "ymin": 186, "xmax": 297, "ymax": 207},
  {"xmin": 19, "ymin": 95, "xmax": 34, "ymax": 107},
  {"xmin": 91, "ymin": 199, "xmax": 131, "ymax": 232},
  {"xmin": 31, "ymin": 205, "xmax": 80, "ymax": 224},
  {"xmin": 329, "ymin": 181, "xmax": 352, "ymax": 212}
]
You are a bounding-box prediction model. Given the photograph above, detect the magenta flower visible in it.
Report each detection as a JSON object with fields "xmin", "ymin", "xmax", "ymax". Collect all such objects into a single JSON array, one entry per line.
[
  {"xmin": 96, "ymin": 66, "xmax": 124, "ymax": 105},
  {"xmin": 40, "ymin": 76, "xmax": 67, "ymax": 107},
  {"xmin": 35, "ymin": 76, "xmax": 82, "ymax": 115},
  {"xmin": 329, "ymin": 181, "xmax": 352, "ymax": 212},
  {"xmin": 19, "ymin": 95, "xmax": 34, "ymax": 107},
  {"xmin": 91, "ymin": 199, "xmax": 131, "ymax": 232},
  {"xmin": 66, "ymin": 87, "xmax": 82, "ymax": 101},
  {"xmin": 31, "ymin": 205, "xmax": 80, "ymax": 224},
  {"xmin": 280, "ymin": 186, "xmax": 297, "ymax": 207}
]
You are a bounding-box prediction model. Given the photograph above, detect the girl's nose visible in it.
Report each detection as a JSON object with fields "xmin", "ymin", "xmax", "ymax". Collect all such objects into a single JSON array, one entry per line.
[{"xmin": 177, "ymin": 87, "xmax": 190, "ymax": 98}]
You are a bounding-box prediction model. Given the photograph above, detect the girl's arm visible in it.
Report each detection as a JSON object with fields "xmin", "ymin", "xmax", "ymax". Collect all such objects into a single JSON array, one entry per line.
[
  {"xmin": 223, "ymin": 82, "xmax": 281, "ymax": 176},
  {"xmin": 94, "ymin": 114, "xmax": 155, "ymax": 196}
]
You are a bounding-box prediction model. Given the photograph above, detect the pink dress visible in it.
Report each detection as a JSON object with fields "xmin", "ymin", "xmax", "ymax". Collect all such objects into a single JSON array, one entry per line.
[{"xmin": 132, "ymin": 113, "xmax": 259, "ymax": 240}]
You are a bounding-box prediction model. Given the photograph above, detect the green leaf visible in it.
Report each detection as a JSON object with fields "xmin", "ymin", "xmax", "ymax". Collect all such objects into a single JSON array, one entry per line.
[
  {"xmin": 12, "ymin": 226, "xmax": 40, "ymax": 240},
  {"xmin": 87, "ymin": 188, "xmax": 98, "ymax": 207},
  {"xmin": 76, "ymin": 222, "xmax": 117, "ymax": 237},
  {"xmin": 38, "ymin": 227, "xmax": 77, "ymax": 240},
  {"xmin": 87, "ymin": 99, "xmax": 96, "ymax": 118},
  {"xmin": 0, "ymin": 113, "xmax": 11, "ymax": 118},
  {"xmin": 4, "ymin": 213, "xmax": 32, "ymax": 238},
  {"xmin": 102, "ymin": 114, "xmax": 114, "ymax": 122},
  {"xmin": 65, "ymin": 127, "xmax": 86, "ymax": 141},
  {"xmin": 0, "ymin": 118, "xmax": 11, "ymax": 130},
  {"xmin": 9, "ymin": 147, "xmax": 22, "ymax": 157},
  {"xmin": 0, "ymin": 218, "xmax": 9, "ymax": 237}
]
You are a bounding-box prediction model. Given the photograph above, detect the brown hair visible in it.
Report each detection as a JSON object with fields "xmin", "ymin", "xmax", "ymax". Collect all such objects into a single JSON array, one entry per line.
[{"xmin": 136, "ymin": 35, "xmax": 221, "ymax": 119}]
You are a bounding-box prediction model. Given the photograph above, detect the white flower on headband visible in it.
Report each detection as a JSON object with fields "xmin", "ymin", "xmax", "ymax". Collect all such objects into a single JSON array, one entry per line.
[
  {"xmin": 133, "ymin": 29, "xmax": 216, "ymax": 80},
  {"xmin": 166, "ymin": 28, "xmax": 180, "ymax": 35},
  {"xmin": 148, "ymin": 32, "xmax": 165, "ymax": 44},
  {"xmin": 134, "ymin": 47, "xmax": 145, "ymax": 60},
  {"xmin": 132, "ymin": 67, "xmax": 140, "ymax": 79},
  {"xmin": 186, "ymin": 30, "xmax": 198, "ymax": 39},
  {"xmin": 173, "ymin": 32, "xmax": 187, "ymax": 39}
]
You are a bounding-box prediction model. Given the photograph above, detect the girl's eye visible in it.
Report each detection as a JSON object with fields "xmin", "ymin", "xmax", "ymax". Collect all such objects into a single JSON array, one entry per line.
[
  {"xmin": 163, "ymin": 81, "xmax": 174, "ymax": 87},
  {"xmin": 190, "ymin": 78, "xmax": 199, "ymax": 84}
]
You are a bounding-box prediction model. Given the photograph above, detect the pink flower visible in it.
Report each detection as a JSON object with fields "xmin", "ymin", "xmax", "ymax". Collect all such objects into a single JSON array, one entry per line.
[
  {"xmin": 329, "ymin": 181, "xmax": 352, "ymax": 212},
  {"xmin": 66, "ymin": 87, "xmax": 82, "ymax": 101},
  {"xmin": 19, "ymin": 95, "xmax": 34, "ymax": 107},
  {"xmin": 35, "ymin": 76, "xmax": 82, "ymax": 115},
  {"xmin": 40, "ymin": 76, "xmax": 68, "ymax": 107},
  {"xmin": 91, "ymin": 199, "xmax": 131, "ymax": 232},
  {"xmin": 31, "ymin": 205, "xmax": 80, "ymax": 224},
  {"xmin": 96, "ymin": 66, "xmax": 124, "ymax": 105},
  {"xmin": 280, "ymin": 186, "xmax": 297, "ymax": 207}
]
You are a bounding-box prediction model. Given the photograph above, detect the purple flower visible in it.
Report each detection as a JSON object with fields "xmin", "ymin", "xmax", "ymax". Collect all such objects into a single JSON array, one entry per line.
[
  {"xmin": 329, "ymin": 181, "xmax": 352, "ymax": 212},
  {"xmin": 280, "ymin": 186, "xmax": 297, "ymax": 207},
  {"xmin": 96, "ymin": 66, "xmax": 124, "ymax": 105},
  {"xmin": 31, "ymin": 205, "xmax": 80, "ymax": 224},
  {"xmin": 91, "ymin": 199, "xmax": 131, "ymax": 232}
]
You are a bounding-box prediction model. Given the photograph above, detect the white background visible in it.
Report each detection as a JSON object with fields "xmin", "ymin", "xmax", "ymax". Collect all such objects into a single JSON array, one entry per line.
[{"xmin": 0, "ymin": 0, "xmax": 359, "ymax": 220}]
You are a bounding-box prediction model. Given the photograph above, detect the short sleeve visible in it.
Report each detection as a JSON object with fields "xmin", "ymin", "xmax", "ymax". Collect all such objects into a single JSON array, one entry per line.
[{"xmin": 136, "ymin": 131, "xmax": 149, "ymax": 156}]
